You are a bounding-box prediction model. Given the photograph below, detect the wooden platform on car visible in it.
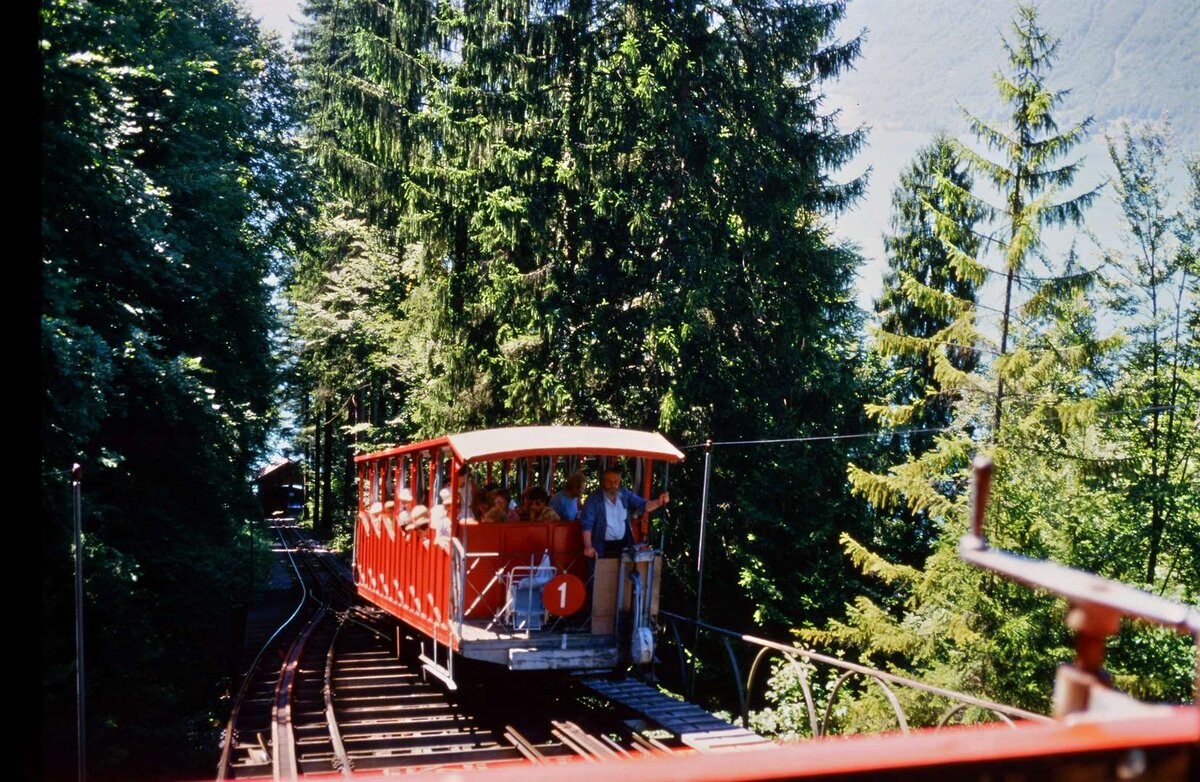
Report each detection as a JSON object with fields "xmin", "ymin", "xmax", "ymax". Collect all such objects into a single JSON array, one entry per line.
[{"xmin": 457, "ymin": 620, "xmax": 619, "ymax": 669}]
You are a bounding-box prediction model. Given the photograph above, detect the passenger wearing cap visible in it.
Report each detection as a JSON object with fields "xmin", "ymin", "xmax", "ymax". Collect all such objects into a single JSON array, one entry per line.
[{"xmin": 404, "ymin": 504, "xmax": 430, "ymax": 530}]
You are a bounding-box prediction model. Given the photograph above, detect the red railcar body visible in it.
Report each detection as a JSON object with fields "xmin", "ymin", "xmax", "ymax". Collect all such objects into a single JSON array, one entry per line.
[{"xmin": 353, "ymin": 426, "xmax": 683, "ymax": 678}]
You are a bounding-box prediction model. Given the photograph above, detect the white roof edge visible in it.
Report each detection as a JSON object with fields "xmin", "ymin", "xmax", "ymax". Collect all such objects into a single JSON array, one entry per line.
[{"xmin": 446, "ymin": 426, "xmax": 685, "ymax": 463}]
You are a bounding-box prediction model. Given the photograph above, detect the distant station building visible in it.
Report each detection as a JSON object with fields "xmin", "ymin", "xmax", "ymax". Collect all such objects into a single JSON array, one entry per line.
[{"xmin": 255, "ymin": 456, "xmax": 305, "ymax": 518}]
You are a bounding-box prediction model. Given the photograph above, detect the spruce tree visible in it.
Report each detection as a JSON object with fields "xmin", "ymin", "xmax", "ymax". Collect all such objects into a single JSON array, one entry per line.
[
  {"xmin": 1098, "ymin": 124, "xmax": 1199, "ymax": 593},
  {"xmin": 796, "ymin": 6, "xmax": 1191, "ymax": 730},
  {"xmin": 291, "ymin": 0, "xmax": 875, "ymax": 635},
  {"xmin": 876, "ymin": 135, "xmax": 981, "ymax": 432},
  {"xmin": 856, "ymin": 135, "xmax": 983, "ymax": 563},
  {"xmin": 944, "ymin": 3, "xmax": 1103, "ymax": 440}
]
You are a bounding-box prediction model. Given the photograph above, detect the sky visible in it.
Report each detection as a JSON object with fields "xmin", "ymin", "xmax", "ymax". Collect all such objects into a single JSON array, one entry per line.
[{"xmin": 247, "ymin": 0, "xmax": 299, "ymax": 39}]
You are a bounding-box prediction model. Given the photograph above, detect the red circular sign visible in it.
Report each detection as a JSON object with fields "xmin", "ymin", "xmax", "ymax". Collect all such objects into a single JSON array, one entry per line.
[{"xmin": 543, "ymin": 573, "xmax": 586, "ymax": 616}]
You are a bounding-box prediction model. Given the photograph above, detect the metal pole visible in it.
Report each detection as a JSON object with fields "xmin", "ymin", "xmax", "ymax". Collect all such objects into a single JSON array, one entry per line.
[
  {"xmin": 659, "ymin": 463, "xmax": 670, "ymax": 551},
  {"xmin": 248, "ymin": 518, "xmax": 255, "ymax": 602},
  {"xmin": 690, "ymin": 440, "xmax": 713, "ymax": 698},
  {"xmin": 72, "ymin": 463, "xmax": 86, "ymax": 782}
]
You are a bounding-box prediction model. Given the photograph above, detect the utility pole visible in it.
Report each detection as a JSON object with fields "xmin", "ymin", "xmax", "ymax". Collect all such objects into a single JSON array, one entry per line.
[
  {"xmin": 73, "ymin": 463, "xmax": 87, "ymax": 782},
  {"xmin": 690, "ymin": 440, "xmax": 713, "ymax": 698}
]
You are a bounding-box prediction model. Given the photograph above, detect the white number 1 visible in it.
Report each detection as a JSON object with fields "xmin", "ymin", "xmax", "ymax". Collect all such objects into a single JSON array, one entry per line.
[{"xmin": 557, "ymin": 581, "xmax": 569, "ymax": 608}]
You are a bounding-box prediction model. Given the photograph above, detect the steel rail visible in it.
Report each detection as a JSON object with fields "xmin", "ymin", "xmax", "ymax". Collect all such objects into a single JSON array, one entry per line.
[
  {"xmin": 217, "ymin": 520, "xmax": 314, "ymax": 781},
  {"xmin": 273, "ymin": 523, "xmax": 366, "ymax": 779},
  {"xmin": 270, "ymin": 524, "xmax": 332, "ymax": 782},
  {"xmin": 323, "ymin": 615, "xmax": 354, "ymax": 776},
  {"xmin": 227, "ymin": 521, "xmax": 695, "ymax": 776}
]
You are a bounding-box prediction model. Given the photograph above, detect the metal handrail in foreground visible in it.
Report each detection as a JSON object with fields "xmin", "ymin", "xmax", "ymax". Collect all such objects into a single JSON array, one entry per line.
[
  {"xmin": 660, "ymin": 457, "xmax": 1198, "ymax": 739},
  {"xmin": 658, "ymin": 610, "xmax": 1052, "ymax": 738}
]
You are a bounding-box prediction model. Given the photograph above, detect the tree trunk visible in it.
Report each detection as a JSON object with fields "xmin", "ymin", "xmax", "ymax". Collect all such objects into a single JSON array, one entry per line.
[{"xmin": 320, "ymin": 400, "xmax": 334, "ymax": 538}]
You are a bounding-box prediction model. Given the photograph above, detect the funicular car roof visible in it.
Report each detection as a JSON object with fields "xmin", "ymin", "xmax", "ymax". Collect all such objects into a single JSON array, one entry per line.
[
  {"xmin": 354, "ymin": 426, "xmax": 685, "ymax": 464},
  {"xmin": 447, "ymin": 426, "xmax": 685, "ymax": 463}
]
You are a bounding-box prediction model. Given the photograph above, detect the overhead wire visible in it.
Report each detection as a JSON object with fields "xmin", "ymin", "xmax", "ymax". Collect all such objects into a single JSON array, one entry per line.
[{"xmin": 679, "ymin": 402, "xmax": 1195, "ymax": 451}]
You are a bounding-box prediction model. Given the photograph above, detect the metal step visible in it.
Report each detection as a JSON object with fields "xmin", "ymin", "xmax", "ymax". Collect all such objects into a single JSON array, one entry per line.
[{"xmin": 580, "ymin": 678, "xmax": 774, "ymax": 752}]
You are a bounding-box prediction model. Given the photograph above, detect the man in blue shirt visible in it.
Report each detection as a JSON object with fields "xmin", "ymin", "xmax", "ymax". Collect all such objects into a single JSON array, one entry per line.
[
  {"xmin": 550, "ymin": 472, "xmax": 584, "ymax": 521},
  {"xmin": 580, "ymin": 467, "xmax": 669, "ymax": 559}
]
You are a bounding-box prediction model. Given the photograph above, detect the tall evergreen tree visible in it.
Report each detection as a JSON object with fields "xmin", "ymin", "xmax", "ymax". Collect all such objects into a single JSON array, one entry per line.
[
  {"xmin": 290, "ymin": 0, "xmax": 875, "ymax": 640},
  {"xmin": 875, "ymin": 134, "xmax": 981, "ymax": 434},
  {"xmin": 786, "ymin": 6, "xmax": 1197, "ymax": 735},
  {"xmin": 942, "ymin": 3, "xmax": 1102, "ymax": 440},
  {"xmin": 1097, "ymin": 123, "xmax": 1199, "ymax": 593},
  {"xmin": 856, "ymin": 135, "xmax": 982, "ymax": 564}
]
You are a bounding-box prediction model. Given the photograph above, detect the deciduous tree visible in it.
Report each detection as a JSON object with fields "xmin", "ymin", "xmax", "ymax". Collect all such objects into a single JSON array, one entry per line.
[{"xmin": 41, "ymin": 1, "xmax": 307, "ymax": 776}]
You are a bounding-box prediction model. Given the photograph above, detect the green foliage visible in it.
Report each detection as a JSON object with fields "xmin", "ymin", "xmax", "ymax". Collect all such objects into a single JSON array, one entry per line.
[
  {"xmin": 41, "ymin": 0, "xmax": 307, "ymax": 777},
  {"xmin": 856, "ymin": 135, "xmax": 983, "ymax": 566},
  {"xmin": 939, "ymin": 3, "xmax": 1104, "ymax": 439},
  {"xmin": 777, "ymin": 6, "xmax": 1198, "ymax": 734},
  {"xmin": 1095, "ymin": 122, "xmax": 1200, "ymax": 591},
  {"xmin": 290, "ymin": 0, "xmax": 878, "ymax": 642}
]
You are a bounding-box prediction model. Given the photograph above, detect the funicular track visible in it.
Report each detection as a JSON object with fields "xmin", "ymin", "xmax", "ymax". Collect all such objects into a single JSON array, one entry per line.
[{"xmin": 218, "ymin": 520, "xmax": 687, "ymax": 780}]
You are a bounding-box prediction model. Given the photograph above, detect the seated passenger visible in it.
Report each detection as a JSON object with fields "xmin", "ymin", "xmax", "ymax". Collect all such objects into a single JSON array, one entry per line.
[
  {"xmin": 431, "ymin": 503, "xmax": 453, "ymax": 548},
  {"xmin": 516, "ymin": 486, "xmax": 534, "ymax": 519},
  {"xmin": 404, "ymin": 504, "xmax": 430, "ymax": 531},
  {"xmin": 550, "ymin": 472, "xmax": 584, "ymax": 521},
  {"xmin": 524, "ymin": 487, "xmax": 561, "ymax": 522},
  {"xmin": 483, "ymin": 488, "xmax": 520, "ymax": 523},
  {"xmin": 470, "ymin": 488, "xmax": 490, "ymax": 522}
]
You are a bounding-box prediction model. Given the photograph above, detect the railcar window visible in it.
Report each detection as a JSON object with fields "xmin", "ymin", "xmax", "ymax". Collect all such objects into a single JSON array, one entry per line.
[
  {"xmin": 434, "ymin": 449, "xmax": 451, "ymax": 497},
  {"xmin": 551, "ymin": 454, "xmax": 582, "ymax": 494},
  {"xmin": 518, "ymin": 455, "xmax": 551, "ymax": 494},
  {"xmin": 383, "ymin": 457, "xmax": 395, "ymax": 504},
  {"xmin": 415, "ymin": 452, "xmax": 429, "ymax": 507},
  {"xmin": 368, "ymin": 461, "xmax": 380, "ymax": 505},
  {"xmin": 400, "ymin": 455, "xmax": 411, "ymax": 508}
]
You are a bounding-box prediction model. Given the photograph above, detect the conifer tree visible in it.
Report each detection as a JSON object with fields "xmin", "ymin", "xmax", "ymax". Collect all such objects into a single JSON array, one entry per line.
[
  {"xmin": 857, "ymin": 135, "xmax": 982, "ymax": 562},
  {"xmin": 847, "ymin": 5, "xmax": 1107, "ymax": 543},
  {"xmin": 943, "ymin": 4, "xmax": 1103, "ymax": 440},
  {"xmin": 291, "ymin": 0, "xmax": 875, "ymax": 635},
  {"xmin": 876, "ymin": 135, "xmax": 981, "ymax": 425},
  {"xmin": 788, "ymin": 6, "xmax": 1197, "ymax": 732},
  {"xmin": 1097, "ymin": 124, "xmax": 1199, "ymax": 593}
]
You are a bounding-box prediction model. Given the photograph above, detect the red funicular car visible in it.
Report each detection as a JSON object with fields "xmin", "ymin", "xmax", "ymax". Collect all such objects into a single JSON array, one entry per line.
[{"xmin": 353, "ymin": 426, "xmax": 683, "ymax": 687}]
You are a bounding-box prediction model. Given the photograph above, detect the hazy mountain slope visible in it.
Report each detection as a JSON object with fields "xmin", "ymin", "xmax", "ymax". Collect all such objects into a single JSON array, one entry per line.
[{"xmin": 829, "ymin": 0, "xmax": 1199, "ymax": 141}]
